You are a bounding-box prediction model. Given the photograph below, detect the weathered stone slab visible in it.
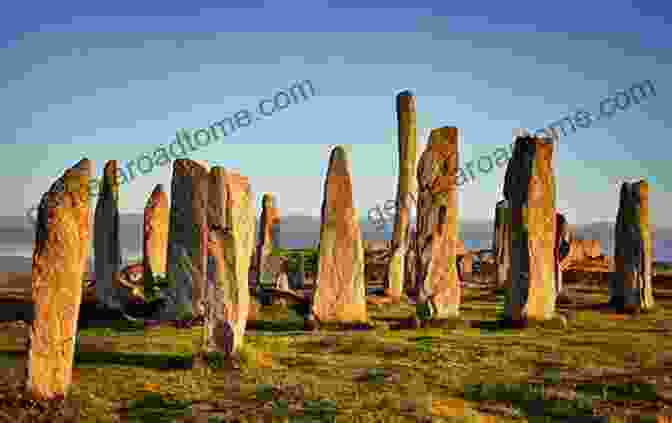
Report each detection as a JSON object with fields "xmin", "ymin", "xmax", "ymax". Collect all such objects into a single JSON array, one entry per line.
[
  {"xmin": 387, "ymin": 90, "xmax": 417, "ymax": 300},
  {"xmin": 312, "ymin": 146, "xmax": 368, "ymax": 324},
  {"xmin": 161, "ymin": 159, "xmax": 209, "ymax": 320},
  {"xmin": 493, "ymin": 200, "xmax": 512, "ymax": 289},
  {"xmin": 502, "ymin": 135, "xmax": 557, "ymax": 322},
  {"xmin": 610, "ymin": 180, "xmax": 654, "ymax": 311},
  {"xmin": 415, "ymin": 127, "xmax": 460, "ymax": 319},
  {"xmin": 200, "ymin": 167, "xmax": 256, "ymax": 358},
  {"xmin": 27, "ymin": 159, "xmax": 92, "ymax": 400},
  {"xmin": 142, "ymin": 184, "xmax": 169, "ymax": 287},
  {"xmin": 555, "ymin": 212, "xmax": 571, "ymax": 303},
  {"xmin": 94, "ymin": 160, "xmax": 123, "ymax": 311},
  {"xmin": 256, "ymin": 193, "xmax": 281, "ymax": 285}
]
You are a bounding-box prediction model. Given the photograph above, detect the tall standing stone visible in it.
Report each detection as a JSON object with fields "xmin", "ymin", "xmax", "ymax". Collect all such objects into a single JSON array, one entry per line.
[
  {"xmin": 610, "ymin": 180, "xmax": 654, "ymax": 311},
  {"xmin": 162, "ymin": 159, "xmax": 209, "ymax": 320},
  {"xmin": 312, "ymin": 146, "xmax": 368, "ymax": 324},
  {"xmin": 493, "ymin": 200, "xmax": 512, "ymax": 289},
  {"xmin": 404, "ymin": 224, "xmax": 417, "ymax": 296},
  {"xmin": 415, "ymin": 127, "xmax": 460, "ymax": 319},
  {"xmin": 27, "ymin": 159, "xmax": 92, "ymax": 400},
  {"xmin": 94, "ymin": 160, "xmax": 123, "ymax": 311},
  {"xmin": 554, "ymin": 212, "xmax": 572, "ymax": 303},
  {"xmin": 200, "ymin": 167, "xmax": 256, "ymax": 359},
  {"xmin": 503, "ymin": 136, "xmax": 557, "ymax": 322},
  {"xmin": 386, "ymin": 90, "xmax": 417, "ymax": 300},
  {"xmin": 289, "ymin": 252, "xmax": 306, "ymax": 290},
  {"xmin": 256, "ymin": 193, "xmax": 281, "ymax": 285},
  {"xmin": 143, "ymin": 184, "xmax": 169, "ymax": 284}
]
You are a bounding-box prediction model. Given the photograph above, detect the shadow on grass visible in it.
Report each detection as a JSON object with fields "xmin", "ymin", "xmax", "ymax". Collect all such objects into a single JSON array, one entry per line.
[{"xmin": 75, "ymin": 350, "xmax": 193, "ymax": 370}]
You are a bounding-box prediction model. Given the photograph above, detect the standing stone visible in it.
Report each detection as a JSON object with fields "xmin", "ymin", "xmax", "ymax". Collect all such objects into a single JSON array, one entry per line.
[
  {"xmin": 142, "ymin": 184, "xmax": 169, "ymax": 286},
  {"xmin": 459, "ymin": 254, "xmax": 473, "ymax": 278},
  {"xmin": 289, "ymin": 253, "xmax": 306, "ymax": 290},
  {"xmin": 415, "ymin": 127, "xmax": 460, "ymax": 319},
  {"xmin": 610, "ymin": 180, "xmax": 654, "ymax": 311},
  {"xmin": 162, "ymin": 159, "xmax": 209, "ymax": 320},
  {"xmin": 555, "ymin": 212, "xmax": 572, "ymax": 303},
  {"xmin": 200, "ymin": 168, "xmax": 256, "ymax": 358},
  {"xmin": 493, "ymin": 200, "xmax": 512, "ymax": 289},
  {"xmin": 503, "ymin": 136, "xmax": 557, "ymax": 322},
  {"xmin": 312, "ymin": 146, "xmax": 368, "ymax": 324},
  {"xmin": 256, "ymin": 193, "xmax": 281, "ymax": 285},
  {"xmin": 94, "ymin": 160, "xmax": 123, "ymax": 311},
  {"xmin": 404, "ymin": 224, "xmax": 417, "ymax": 296},
  {"xmin": 27, "ymin": 159, "xmax": 92, "ymax": 400},
  {"xmin": 386, "ymin": 90, "xmax": 417, "ymax": 300}
]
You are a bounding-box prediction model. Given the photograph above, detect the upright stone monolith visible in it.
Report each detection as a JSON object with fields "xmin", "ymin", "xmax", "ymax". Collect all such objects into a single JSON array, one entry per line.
[
  {"xmin": 386, "ymin": 90, "xmax": 417, "ymax": 300},
  {"xmin": 610, "ymin": 180, "xmax": 654, "ymax": 312},
  {"xmin": 555, "ymin": 212, "xmax": 572, "ymax": 303},
  {"xmin": 256, "ymin": 193, "xmax": 280, "ymax": 285},
  {"xmin": 493, "ymin": 200, "xmax": 512, "ymax": 289},
  {"xmin": 415, "ymin": 127, "xmax": 460, "ymax": 320},
  {"xmin": 289, "ymin": 253, "xmax": 306, "ymax": 290},
  {"xmin": 312, "ymin": 146, "xmax": 368, "ymax": 325},
  {"xmin": 200, "ymin": 167, "xmax": 256, "ymax": 359},
  {"xmin": 27, "ymin": 159, "xmax": 92, "ymax": 400},
  {"xmin": 162, "ymin": 159, "xmax": 209, "ymax": 320},
  {"xmin": 94, "ymin": 160, "xmax": 123, "ymax": 312},
  {"xmin": 143, "ymin": 184, "xmax": 169, "ymax": 285},
  {"xmin": 503, "ymin": 136, "xmax": 557, "ymax": 323}
]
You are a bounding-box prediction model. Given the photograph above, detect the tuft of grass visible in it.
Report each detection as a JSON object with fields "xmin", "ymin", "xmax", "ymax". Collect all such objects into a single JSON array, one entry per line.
[{"xmin": 124, "ymin": 392, "xmax": 192, "ymax": 423}]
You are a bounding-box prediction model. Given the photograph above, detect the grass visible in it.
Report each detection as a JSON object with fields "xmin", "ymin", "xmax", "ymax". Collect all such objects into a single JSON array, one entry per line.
[{"xmin": 0, "ymin": 281, "xmax": 670, "ymax": 422}]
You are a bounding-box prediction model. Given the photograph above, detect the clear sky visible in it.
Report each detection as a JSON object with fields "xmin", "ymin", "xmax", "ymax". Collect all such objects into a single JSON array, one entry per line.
[{"xmin": 2, "ymin": 0, "xmax": 670, "ymax": 226}]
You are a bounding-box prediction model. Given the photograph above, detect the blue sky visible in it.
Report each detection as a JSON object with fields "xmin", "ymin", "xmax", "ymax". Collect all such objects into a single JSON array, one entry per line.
[{"xmin": 2, "ymin": 0, "xmax": 670, "ymax": 226}]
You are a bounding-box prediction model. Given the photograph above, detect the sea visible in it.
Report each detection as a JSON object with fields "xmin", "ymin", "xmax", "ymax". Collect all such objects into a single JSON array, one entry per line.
[{"xmin": 2, "ymin": 238, "xmax": 672, "ymax": 274}]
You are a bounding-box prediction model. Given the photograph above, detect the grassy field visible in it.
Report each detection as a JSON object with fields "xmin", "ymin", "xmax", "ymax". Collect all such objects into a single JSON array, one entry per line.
[{"xmin": 1, "ymin": 280, "xmax": 671, "ymax": 422}]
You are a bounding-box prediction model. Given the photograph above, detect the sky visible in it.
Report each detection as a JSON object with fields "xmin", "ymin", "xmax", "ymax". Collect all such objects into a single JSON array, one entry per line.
[{"xmin": 2, "ymin": 0, "xmax": 670, "ymax": 226}]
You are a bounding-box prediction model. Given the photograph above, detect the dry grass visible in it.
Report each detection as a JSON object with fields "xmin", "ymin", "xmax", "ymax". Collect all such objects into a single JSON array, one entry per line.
[{"xmin": 0, "ymin": 282, "xmax": 670, "ymax": 422}]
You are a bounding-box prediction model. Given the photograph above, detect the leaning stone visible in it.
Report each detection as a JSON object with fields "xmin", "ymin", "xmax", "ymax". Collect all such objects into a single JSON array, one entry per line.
[
  {"xmin": 27, "ymin": 159, "xmax": 92, "ymax": 400},
  {"xmin": 387, "ymin": 90, "xmax": 417, "ymax": 299},
  {"xmin": 312, "ymin": 146, "xmax": 368, "ymax": 325},
  {"xmin": 610, "ymin": 179, "xmax": 654, "ymax": 312},
  {"xmin": 94, "ymin": 160, "xmax": 123, "ymax": 311},
  {"xmin": 415, "ymin": 127, "xmax": 460, "ymax": 319},
  {"xmin": 502, "ymin": 135, "xmax": 557, "ymax": 322}
]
